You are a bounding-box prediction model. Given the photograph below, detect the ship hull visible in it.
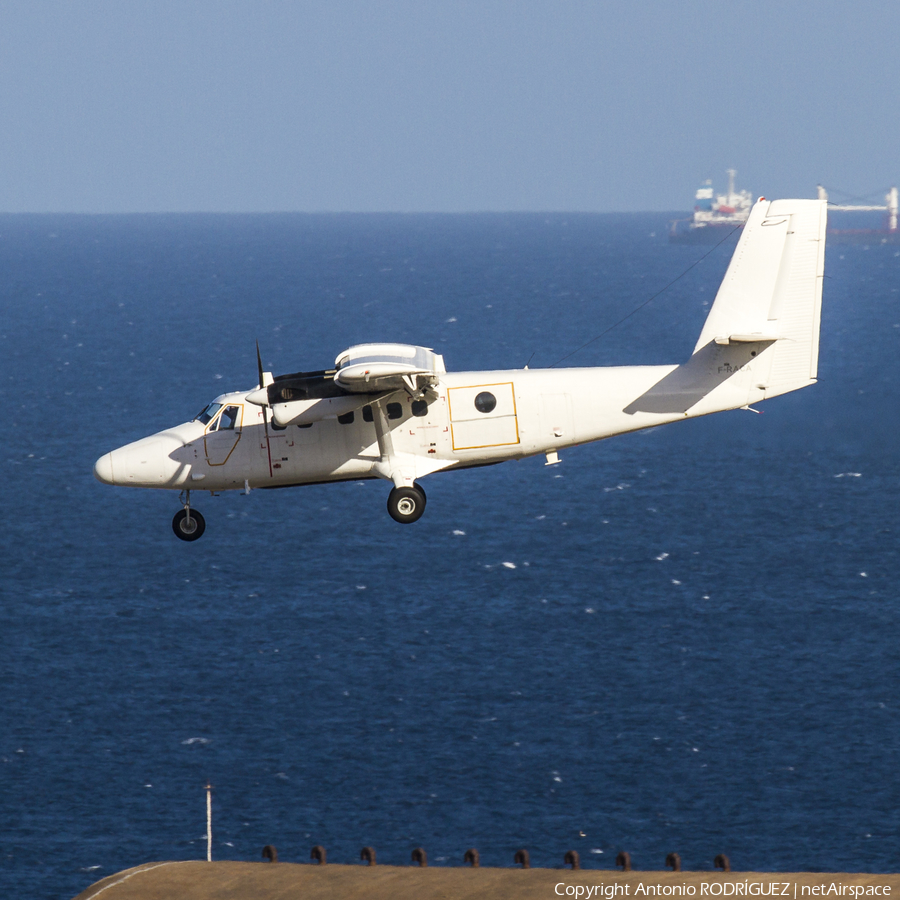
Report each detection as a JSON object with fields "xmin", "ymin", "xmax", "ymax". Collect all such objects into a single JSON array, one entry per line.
[{"xmin": 827, "ymin": 229, "xmax": 900, "ymax": 245}]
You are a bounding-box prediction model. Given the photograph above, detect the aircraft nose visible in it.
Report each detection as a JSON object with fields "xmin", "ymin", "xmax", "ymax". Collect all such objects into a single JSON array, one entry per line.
[
  {"xmin": 93, "ymin": 452, "xmax": 115, "ymax": 485},
  {"xmin": 93, "ymin": 436, "xmax": 189, "ymax": 487}
]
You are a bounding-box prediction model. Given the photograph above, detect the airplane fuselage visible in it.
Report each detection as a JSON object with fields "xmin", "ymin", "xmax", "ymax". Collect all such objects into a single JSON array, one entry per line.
[{"xmin": 94, "ymin": 355, "xmax": 777, "ymax": 494}]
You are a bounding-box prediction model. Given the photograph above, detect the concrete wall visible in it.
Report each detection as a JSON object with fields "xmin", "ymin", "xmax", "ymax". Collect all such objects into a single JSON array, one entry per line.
[{"xmin": 73, "ymin": 861, "xmax": 900, "ymax": 900}]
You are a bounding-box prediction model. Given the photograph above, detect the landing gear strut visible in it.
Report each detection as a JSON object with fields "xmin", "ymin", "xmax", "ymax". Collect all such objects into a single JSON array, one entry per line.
[
  {"xmin": 173, "ymin": 491, "xmax": 206, "ymax": 541},
  {"xmin": 387, "ymin": 483, "xmax": 427, "ymax": 524}
]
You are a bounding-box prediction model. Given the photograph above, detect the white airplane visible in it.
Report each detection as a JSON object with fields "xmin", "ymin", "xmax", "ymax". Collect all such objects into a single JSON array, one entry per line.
[{"xmin": 94, "ymin": 198, "xmax": 826, "ymax": 541}]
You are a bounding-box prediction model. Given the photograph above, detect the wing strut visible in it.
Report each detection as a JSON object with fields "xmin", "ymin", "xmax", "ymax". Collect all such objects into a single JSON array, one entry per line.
[
  {"xmin": 368, "ymin": 396, "xmax": 456, "ymax": 488},
  {"xmin": 370, "ymin": 398, "xmax": 416, "ymax": 489}
]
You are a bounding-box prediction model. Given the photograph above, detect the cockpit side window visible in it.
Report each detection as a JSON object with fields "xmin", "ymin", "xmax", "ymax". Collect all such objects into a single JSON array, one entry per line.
[
  {"xmin": 217, "ymin": 406, "xmax": 240, "ymax": 431},
  {"xmin": 195, "ymin": 402, "xmax": 223, "ymax": 425}
]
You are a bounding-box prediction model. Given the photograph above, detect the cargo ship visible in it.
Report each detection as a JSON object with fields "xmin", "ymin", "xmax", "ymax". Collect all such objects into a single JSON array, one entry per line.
[
  {"xmin": 819, "ymin": 184, "xmax": 900, "ymax": 244},
  {"xmin": 669, "ymin": 169, "xmax": 752, "ymax": 243}
]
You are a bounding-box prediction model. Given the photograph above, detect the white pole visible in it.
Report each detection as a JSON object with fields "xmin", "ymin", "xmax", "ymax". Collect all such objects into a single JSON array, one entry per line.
[
  {"xmin": 888, "ymin": 187, "xmax": 898, "ymax": 231},
  {"xmin": 206, "ymin": 783, "xmax": 212, "ymax": 862}
]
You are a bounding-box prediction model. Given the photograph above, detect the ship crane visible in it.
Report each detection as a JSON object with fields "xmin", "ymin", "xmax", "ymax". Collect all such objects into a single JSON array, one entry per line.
[{"xmin": 817, "ymin": 184, "xmax": 898, "ymax": 232}]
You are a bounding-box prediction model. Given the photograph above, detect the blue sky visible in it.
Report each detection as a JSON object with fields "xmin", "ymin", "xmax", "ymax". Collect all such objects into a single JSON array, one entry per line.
[{"xmin": 1, "ymin": 1, "xmax": 897, "ymax": 212}]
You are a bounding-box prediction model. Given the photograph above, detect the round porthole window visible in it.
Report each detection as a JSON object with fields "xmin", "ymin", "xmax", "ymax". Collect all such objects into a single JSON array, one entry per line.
[{"xmin": 474, "ymin": 391, "xmax": 497, "ymax": 413}]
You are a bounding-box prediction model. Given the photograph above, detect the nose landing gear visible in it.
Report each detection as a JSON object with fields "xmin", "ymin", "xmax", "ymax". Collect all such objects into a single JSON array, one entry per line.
[{"xmin": 173, "ymin": 491, "xmax": 206, "ymax": 541}]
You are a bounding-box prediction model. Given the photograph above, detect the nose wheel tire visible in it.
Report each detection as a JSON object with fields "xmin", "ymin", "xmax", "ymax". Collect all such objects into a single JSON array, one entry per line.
[
  {"xmin": 387, "ymin": 485, "xmax": 426, "ymax": 524},
  {"xmin": 173, "ymin": 508, "xmax": 206, "ymax": 541}
]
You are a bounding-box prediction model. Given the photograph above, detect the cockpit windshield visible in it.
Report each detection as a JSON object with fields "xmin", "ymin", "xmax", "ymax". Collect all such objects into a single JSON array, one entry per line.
[{"xmin": 194, "ymin": 402, "xmax": 223, "ymax": 425}]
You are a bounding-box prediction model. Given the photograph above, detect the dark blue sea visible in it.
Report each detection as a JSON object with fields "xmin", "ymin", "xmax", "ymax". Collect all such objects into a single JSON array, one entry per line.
[{"xmin": 2, "ymin": 213, "xmax": 899, "ymax": 899}]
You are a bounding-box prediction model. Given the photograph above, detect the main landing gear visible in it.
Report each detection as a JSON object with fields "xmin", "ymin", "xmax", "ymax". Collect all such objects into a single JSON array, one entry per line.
[
  {"xmin": 173, "ymin": 491, "xmax": 206, "ymax": 542},
  {"xmin": 387, "ymin": 483, "xmax": 426, "ymax": 524},
  {"xmin": 170, "ymin": 485, "xmax": 426, "ymax": 537}
]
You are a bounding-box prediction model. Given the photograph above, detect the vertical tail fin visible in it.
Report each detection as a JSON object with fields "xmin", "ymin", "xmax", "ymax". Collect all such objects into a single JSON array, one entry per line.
[{"xmin": 693, "ymin": 197, "xmax": 828, "ymax": 399}]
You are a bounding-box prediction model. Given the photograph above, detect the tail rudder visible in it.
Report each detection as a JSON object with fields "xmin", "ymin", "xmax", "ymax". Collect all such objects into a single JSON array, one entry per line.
[
  {"xmin": 623, "ymin": 198, "xmax": 827, "ymax": 418},
  {"xmin": 694, "ymin": 197, "xmax": 828, "ymax": 399}
]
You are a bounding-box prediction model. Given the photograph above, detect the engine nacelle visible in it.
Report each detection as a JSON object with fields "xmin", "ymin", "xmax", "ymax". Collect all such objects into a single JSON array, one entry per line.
[{"xmin": 270, "ymin": 395, "xmax": 371, "ymax": 427}]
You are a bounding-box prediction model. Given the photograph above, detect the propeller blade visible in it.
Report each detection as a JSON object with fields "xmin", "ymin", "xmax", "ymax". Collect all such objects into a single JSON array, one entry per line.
[
  {"xmin": 256, "ymin": 340, "xmax": 265, "ymax": 389},
  {"xmin": 255, "ymin": 341, "xmax": 274, "ymax": 478},
  {"xmin": 256, "ymin": 341, "xmax": 270, "ymax": 429}
]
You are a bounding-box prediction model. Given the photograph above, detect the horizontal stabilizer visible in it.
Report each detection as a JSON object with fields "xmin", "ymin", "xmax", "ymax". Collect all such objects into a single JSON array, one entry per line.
[{"xmin": 714, "ymin": 333, "xmax": 781, "ymax": 345}]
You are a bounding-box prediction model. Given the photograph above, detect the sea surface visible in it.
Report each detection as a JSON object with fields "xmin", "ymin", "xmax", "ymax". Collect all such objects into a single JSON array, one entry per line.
[{"xmin": 1, "ymin": 212, "xmax": 899, "ymax": 899}]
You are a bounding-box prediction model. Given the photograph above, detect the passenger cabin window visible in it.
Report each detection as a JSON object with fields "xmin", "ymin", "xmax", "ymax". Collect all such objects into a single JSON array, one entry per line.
[
  {"xmin": 411, "ymin": 399, "xmax": 428, "ymax": 417},
  {"xmin": 386, "ymin": 402, "xmax": 402, "ymax": 420},
  {"xmin": 362, "ymin": 405, "xmax": 374, "ymax": 423},
  {"xmin": 474, "ymin": 392, "xmax": 497, "ymax": 414},
  {"xmin": 338, "ymin": 411, "xmax": 354, "ymax": 424},
  {"xmin": 195, "ymin": 402, "xmax": 222, "ymax": 425}
]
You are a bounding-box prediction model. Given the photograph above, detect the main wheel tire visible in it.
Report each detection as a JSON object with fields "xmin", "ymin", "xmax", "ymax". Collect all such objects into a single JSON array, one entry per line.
[
  {"xmin": 387, "ymin": 486, "xmax": 426, "ymax": 524},
  {"xmin": 172, "ymin": 508, "xmax": 206, "ymax": 541}
]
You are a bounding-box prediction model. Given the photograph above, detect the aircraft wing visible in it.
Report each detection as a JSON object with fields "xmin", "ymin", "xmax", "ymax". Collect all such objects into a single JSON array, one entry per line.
[
  {"xmin": 246, "ymin": 343, "xmax": 446, "ymax": 426},
  {"xmin": 333, "ymin": 343, "xmax": 445, "ymax": 393}
]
